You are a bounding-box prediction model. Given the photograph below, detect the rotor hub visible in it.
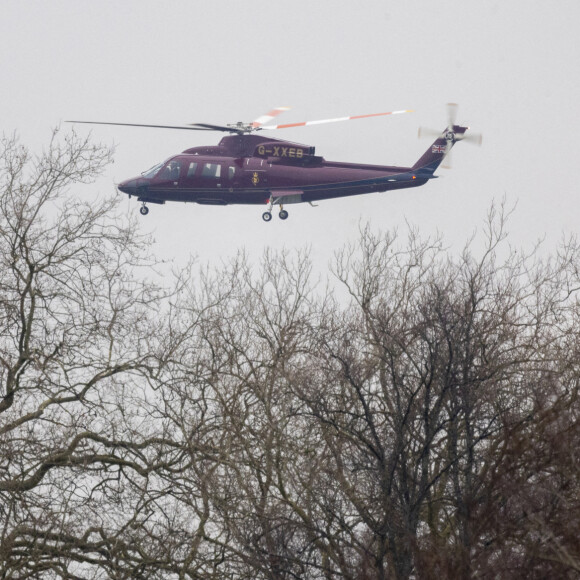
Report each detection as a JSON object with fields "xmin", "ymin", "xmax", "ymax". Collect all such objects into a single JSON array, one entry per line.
[
  {"xmin": 226, "ymin": 122, "xmax": 257, "ymax": 134},
  {"xmin": 444, "ymin": 129, "xmax": 456, "ymax": 142}
]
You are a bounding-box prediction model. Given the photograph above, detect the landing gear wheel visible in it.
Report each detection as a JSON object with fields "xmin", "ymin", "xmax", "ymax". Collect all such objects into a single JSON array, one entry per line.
[
  {"xmin": 262, "ymin": 211, "xmax": 272, "ymax": 222},
  {"xmin": 279, "ymin": 210, "xmax": 289, "ymax": 220},
  {"xmin": 140, "ymin": 205, "xmax": 149, "ymax": 216}
]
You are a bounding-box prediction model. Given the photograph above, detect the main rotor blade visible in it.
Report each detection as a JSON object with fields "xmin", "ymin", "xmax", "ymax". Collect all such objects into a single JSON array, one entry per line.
[
  {"xmin": 67, "ymin": 120, "xmax": 220, "ymax": 131},
  {"xmin": 69, "ymin": 108, "xmax": 415, "ymax": 135},
  {"xmin": 188, "ymin": 123, "xmax": 243, "ymax": 132},
  {"xmin": 260, "ymin": 109, "xmax": 413, "ymax": 130},
  {"xmin": 252, "ymin": 106, "xmax": 291, "ymax": 129}
]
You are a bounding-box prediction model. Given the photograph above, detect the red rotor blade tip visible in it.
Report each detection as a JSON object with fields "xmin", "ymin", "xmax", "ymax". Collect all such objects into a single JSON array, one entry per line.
[{"xmin": 252, "ymin": 106, "xmax": 291, "ymax": 128}]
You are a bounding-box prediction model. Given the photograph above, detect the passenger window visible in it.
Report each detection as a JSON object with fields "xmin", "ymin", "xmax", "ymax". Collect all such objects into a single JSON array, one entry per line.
[
  {"xmin": 187, "ymin": 162, "xmax": 198, "ymax": 178},
  {"xmin": 201, "ymin": 163, "xmax": 221, "ymax": 179},
  {"xmin": 228, "ymin": 166, "xmax": 235, "ymax": 180}
]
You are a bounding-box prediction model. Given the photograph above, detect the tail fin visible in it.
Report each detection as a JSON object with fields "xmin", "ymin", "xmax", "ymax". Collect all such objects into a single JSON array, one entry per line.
[{"xmin": 412, "ymin": 125, "xmax": 469, "ymax": 175}]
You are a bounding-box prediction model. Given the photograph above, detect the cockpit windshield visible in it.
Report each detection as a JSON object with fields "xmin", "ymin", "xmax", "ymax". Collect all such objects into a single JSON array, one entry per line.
[{"xmin": 141, "ymin": 162, "xmax": 164, "ymax": 178}]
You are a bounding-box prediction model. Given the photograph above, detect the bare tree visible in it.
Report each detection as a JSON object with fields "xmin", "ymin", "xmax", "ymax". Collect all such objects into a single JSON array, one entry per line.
[
  {"xmin": 0, "ymin": 130, "xmax": 182, "ymax": 578},
  {"xmin": 2, "ymin": 130, "xmax": 580, "ymax": 578}
]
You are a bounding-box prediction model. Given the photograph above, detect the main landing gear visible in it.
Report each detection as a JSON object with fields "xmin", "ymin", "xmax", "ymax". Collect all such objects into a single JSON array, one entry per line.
[
  {"xmin": 139, "ymin": 204, "xmax": 149, "ymax": 216},
  {"xmin": 262, "ymin": 195, "xmax": 289, "ymax": 222},
  {"xmin": 262, "ymin": 208, "xmax": 289, "ymax": 222}
]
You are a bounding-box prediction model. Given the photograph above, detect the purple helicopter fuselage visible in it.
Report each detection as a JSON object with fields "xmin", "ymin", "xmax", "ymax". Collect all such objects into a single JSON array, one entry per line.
[{"xmin": 118, "ymin": 127, "xmax": 467, "ymax": 212}]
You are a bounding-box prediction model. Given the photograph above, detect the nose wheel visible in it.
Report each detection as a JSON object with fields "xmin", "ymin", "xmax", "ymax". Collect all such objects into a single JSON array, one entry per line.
[{"xmin": 140, "ymin": 204, "xmax": 149, "ymax": 216}]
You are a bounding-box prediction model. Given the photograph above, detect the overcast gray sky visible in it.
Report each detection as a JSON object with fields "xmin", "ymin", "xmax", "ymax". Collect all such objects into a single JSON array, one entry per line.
[{"xmin": 2, "ymin": 0, "xmax": 579, "ymax": 271}]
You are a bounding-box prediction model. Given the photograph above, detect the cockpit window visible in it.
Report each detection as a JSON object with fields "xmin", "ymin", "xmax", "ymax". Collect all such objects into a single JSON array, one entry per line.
[
  {"xmin": 141, "ymin": 162, "xmax": 164, "ymax": 178},
  {"xmin": 159, "ymin": 160, "xmax": 181, "ymax": 180}
]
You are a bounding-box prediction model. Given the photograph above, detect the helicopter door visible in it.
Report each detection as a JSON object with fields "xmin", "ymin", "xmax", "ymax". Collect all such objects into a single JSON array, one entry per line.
[
  {"xmin": 225, "ymin": 164, "xmax": 238, "ymax": 188},
  {"xmin": 180, "ymin": 161, "xmax": 199, "ymax": 187},
  {"xmin": 199, "ymin": 162, "xmax": 224, "ymax": 189},
  {"xmin": 243, "ymin": 158, "xmax": 268, "ymax": 188}
]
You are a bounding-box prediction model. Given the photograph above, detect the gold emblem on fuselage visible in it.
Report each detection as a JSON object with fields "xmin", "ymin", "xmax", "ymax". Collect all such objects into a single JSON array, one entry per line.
[{"xmin": 252, "ymin": 171, "xmax": 260, "ymax": 186}]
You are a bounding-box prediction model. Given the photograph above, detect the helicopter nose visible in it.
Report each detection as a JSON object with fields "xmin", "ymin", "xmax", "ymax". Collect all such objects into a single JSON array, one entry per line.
[{"xmin": 118, "ymin": 179, "xmax": 138, "ymax": 195}]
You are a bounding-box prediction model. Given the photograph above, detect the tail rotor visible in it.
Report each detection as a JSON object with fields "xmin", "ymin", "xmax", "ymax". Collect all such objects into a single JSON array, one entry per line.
[{"xmin": 418, "ymin": 103, "xmax": 482, "ymax": 169}]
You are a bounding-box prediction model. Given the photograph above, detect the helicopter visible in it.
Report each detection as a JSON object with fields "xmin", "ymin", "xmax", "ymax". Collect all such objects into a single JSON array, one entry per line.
[{"xmin": 68, "ymin": 104, "xmax": 481, "ymax": 221}]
